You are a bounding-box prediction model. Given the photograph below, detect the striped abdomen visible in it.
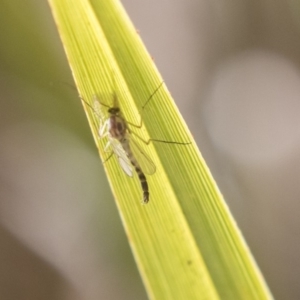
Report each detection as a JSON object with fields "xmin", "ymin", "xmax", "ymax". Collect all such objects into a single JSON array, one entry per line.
[{"xmin": 122, "ymin": 140, "xmax": 149, "ymax": 204}]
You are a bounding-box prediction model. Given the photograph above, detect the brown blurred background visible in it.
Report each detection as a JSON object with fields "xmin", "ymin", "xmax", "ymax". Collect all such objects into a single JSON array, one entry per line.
[{"xmin": 1, "ymin": 0, "xmax": 300, "ymax": 299}]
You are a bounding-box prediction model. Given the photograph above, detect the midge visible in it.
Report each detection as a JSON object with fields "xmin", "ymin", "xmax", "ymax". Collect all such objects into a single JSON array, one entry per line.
[
  {"xmin": 92, "ymin": 83, "xmax": 189, "ymax": 204},
  {"xmin": 94, "ymin": 91, "xmax": 156, "ymax": 204}
]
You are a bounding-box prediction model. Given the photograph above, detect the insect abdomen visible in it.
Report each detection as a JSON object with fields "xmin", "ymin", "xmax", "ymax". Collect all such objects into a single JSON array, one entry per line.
[
  {"xmin": 135, "ymin": 167, "xmax": 149, "ymax": 204},
  {"xmin": 124, "ymin": 142, "xmax": 150, "ymax": 204}
]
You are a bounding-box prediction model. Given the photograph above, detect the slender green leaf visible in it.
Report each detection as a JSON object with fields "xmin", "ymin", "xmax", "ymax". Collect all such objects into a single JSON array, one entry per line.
[{"xmin": 48, "ymin": 0, "xmax": 273, "ymax": 299}]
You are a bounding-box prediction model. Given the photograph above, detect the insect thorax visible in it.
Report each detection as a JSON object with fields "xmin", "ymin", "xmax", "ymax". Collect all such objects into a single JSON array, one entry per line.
[{"xmin": 108, "ymin": 115, "xmax": 127, "ymax": 140}]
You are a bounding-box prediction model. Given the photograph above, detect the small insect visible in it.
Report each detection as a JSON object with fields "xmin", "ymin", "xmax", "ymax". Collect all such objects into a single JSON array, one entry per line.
[
  {"xmin": 89, "ymin": 78, "xmax": 190, "ymax": 204},
  {"xmin": 93, "ymin": 91, "xmax": 157, "ymax": 204},
  {"xmin": 60, "ymin": 76, "xmax": 188, "ymax": 203}
]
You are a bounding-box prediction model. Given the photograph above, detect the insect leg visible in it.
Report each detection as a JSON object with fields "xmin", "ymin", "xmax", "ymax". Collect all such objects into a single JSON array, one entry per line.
[
  {"xmin": 130, "ymin": 130, "xmax": 191, "ymax": 146},
  {"xmin": 102, "ymin": 151, "xmax": 114, "ymax": 164},
  {"xmin": 123, "ymin": 81, "xmax": 165, "ymax": 130},
  {"xmin": 141, "ymin": 81, "xmax": 164, "ymax": 110}
]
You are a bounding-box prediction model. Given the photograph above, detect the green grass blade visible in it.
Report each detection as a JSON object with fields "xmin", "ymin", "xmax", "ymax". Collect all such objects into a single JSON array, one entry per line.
[{"xmin": 48, "ymin": 0, "xmax": 273, "ymax": 299}]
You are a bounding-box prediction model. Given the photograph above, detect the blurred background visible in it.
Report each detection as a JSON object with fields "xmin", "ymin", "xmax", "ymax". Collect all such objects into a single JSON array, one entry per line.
[{"xmin": 1, "ymin": 0, "xmax": 300, "ymax": 299}]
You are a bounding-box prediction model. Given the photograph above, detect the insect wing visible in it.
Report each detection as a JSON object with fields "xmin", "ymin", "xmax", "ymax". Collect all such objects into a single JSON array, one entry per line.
[
  {"xmin": 93, "ymin": 96, "xmax": 110, "ymax": 138},
  {"xmin": 109, "ymin": 137, "xmax": 133, "ymax": 177},
  {"xmin": 93, "ymin": 96, "xmax": 106, "ymax": 123},
  {"xmin": 129, "ymin": 136, "xmax": 156, "ymax": 175}
]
